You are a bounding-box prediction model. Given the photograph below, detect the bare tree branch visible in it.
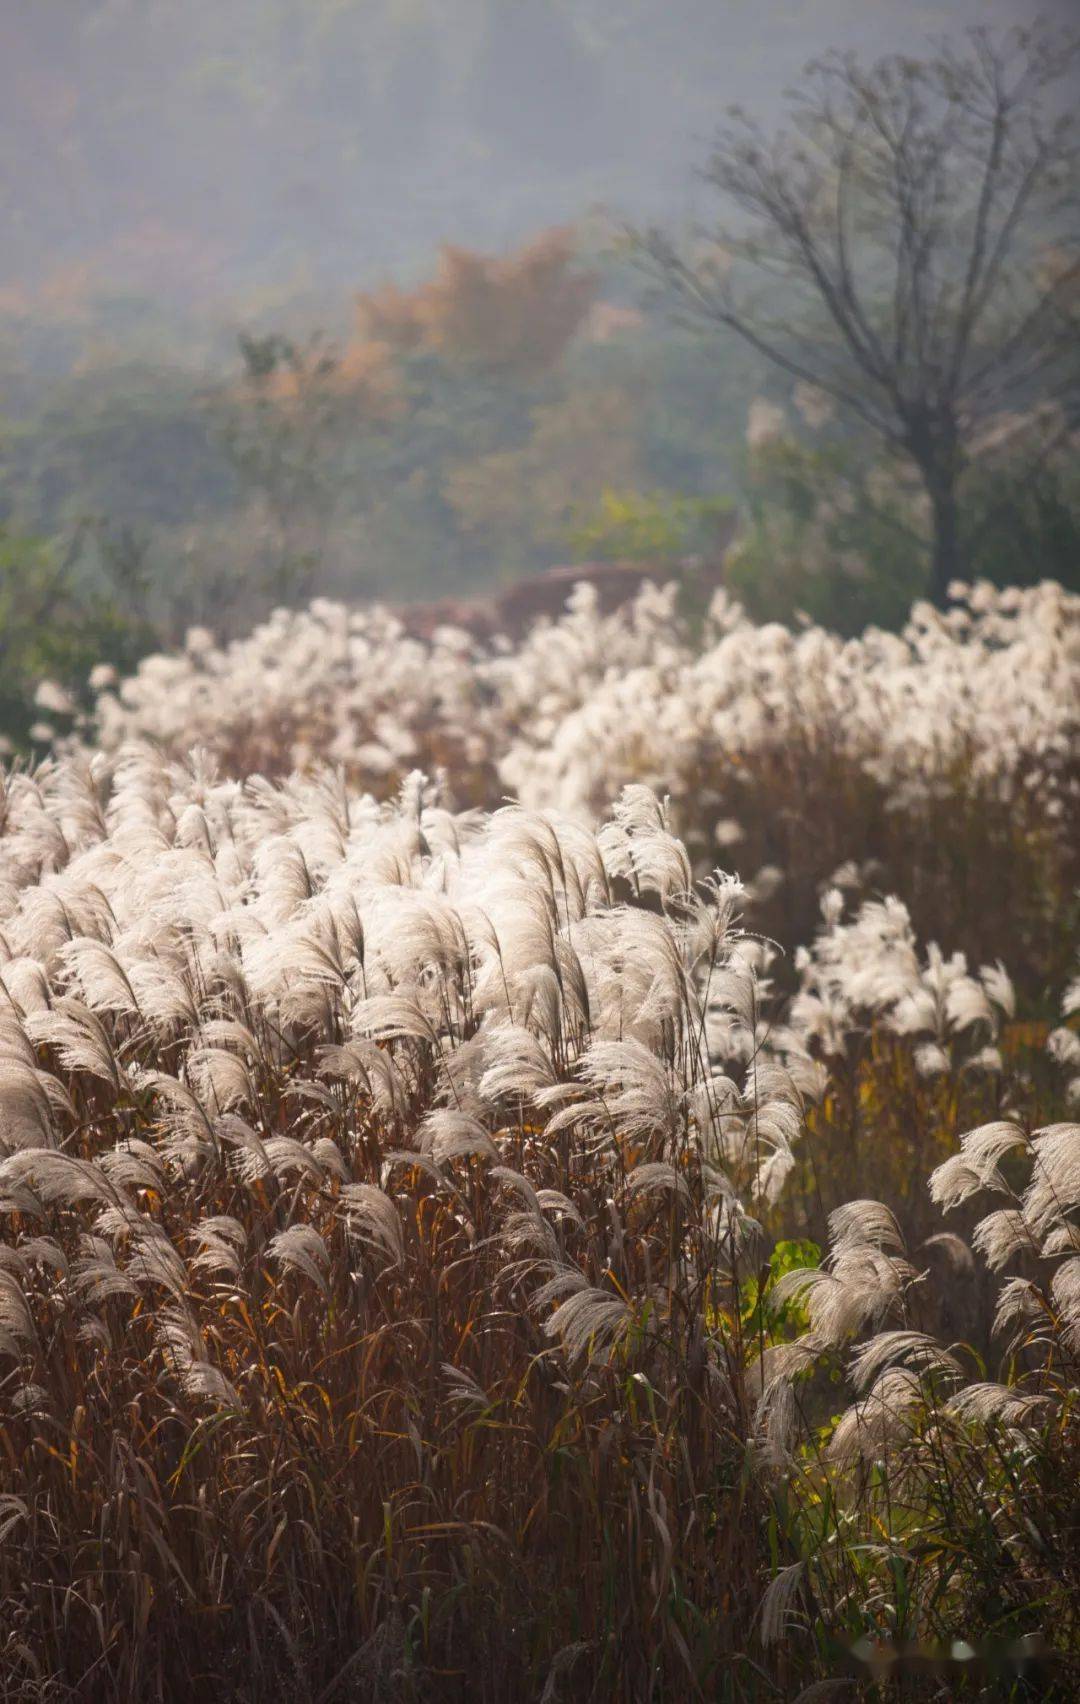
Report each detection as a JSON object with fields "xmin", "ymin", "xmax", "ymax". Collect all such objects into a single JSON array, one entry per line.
[{"xmin": 635, "ymin": 21, "xmax": 1080, "ymax": 603}]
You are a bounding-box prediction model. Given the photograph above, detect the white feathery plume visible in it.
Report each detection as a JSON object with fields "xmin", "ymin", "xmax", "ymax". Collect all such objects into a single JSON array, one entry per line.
[
  {"xmin": 267, "ymin": 1224, "xmax": 331, "ymax": 1296},
  {"xmin": 827, "ymin": 1368, "xmax": 925, "ymax": 1468},
  {"xmin": 971, "ymin": 1208, "xmax": 1038, "ymax": 1270},
  {"xmin": 1050, "ymin": 1255, "xmax": 1080, "ymax": 1340},
  {"xmin": 1022, "ymin": 1123, "xmax": 1080, "ymax": 1244},
  {"xmin": 155, "ymin": 1304, "xmax": 240, "ymax": 1407},
  {"xmin": 578, "ymin": 1038, "xmax": 680, "ymax": 1145},
  {"xmin": 350, "ymin": 994, "xmax": 439, "ymax": 1047},
  {"xmin": 124, "ymin": 1225, "xmax": 190, "ymax": 1300},
  {"xmin": 754, "ymin": 1373, "xmax": 798, "ymax": 1469},
  {"xmin": 993, "ymin": 1276, "xmax": 1045, "ymax": 1344},
  {"xmin": 418, "ymin": 1111, "xmax": 499, "ymax": 1166},
  {"xmin": 70, "ymin": 1235, "xmax": 140, "ymax": 1303},
  {"xmin": 1, "ymin": 1149, "xmax": 117, "ymax": 1209},
  {"xmin": 773, "ymin": 1203, "xmax": 912, "ymax": 1346},
  {"xmin": 58, "ymin": 938, "xmax": 141, "ymax": 1018},
  {"xmin": 339, "ymin": 1183, "xmax": 405, "ymax": 1266},
  {"xmin": 748, "ymin": 1336, "xmax": 826, "ymax": 1405},
  {"xmin": 311, "ymin": 1137, "xmax": 348, "ymax": 1181},
  {"xmin": 543, "ymin": 1282, "xmax": 632, "ymax": 1363},
  {"xmin": 318, "ymin": 1038, "xmax": 406, "ymax": 1118},
  {"xmin": 929, "ymin": 1122, "xmax": 1029, "ymax": 1211},
  {"xmin": 623, "ymin": 1161, "xmax": 690, "ymax": 1205},
  {"xmin": 597, "ymin": 786, "xmax": 692, "ymax": 900},
  {"xmin": 946, "ymin": 1383, "xmax": 1049, "ymax": 1428},
  {"xmin": 914, "ymin": 1041, "xmax": 950, "ymax": 1078},
  {"xmin": 828, "ymin": 1200, "xmax": 905, "ymax": 1256},
  {"xmin": 479, "ymin": 1025, "xmax": 559, "ymax": 1103},
  {"xmin": 190, "ymin": 1215, "xmax": 248, "ymax": 1279},
  {"xmin": 944, "ymin": 978, "xmax": 994, "ymax": 1032},
  {"xmin": 0, "ymin": 1246, "xmax": 31, "ymax": 1282},
  {"xmin": 0, "ymin": 957, "xmax": 52, "ymax": 1016},
  {"xmin": 759, "ymin": 1560, "xmax": 805, "ymax": 1647},
  {"xmin": 1047, "ymin": 1026, "xmax": 1080, "ymax": 1071},
  {"xmin": 980, "ymin": 961, "xmax": 1016, "ymax": 1020},
  {"xmin": 0, "ymin": 1271, "xmax": 38, "ymax": 1357},
  {"xmin": 99, "ymin": 1140, "xmax": 166, "ymax": 1194},
  {"xmin": 25, "ymin": 1001, "xmax": 124, "ymax": 1093},
  {"xmin": 0, "ymin": 1054, "xmax": 56, "ymax": 1153},
  {"xmin": 247, "ymin": 1135, "xmax": 325, "ymax": 1186},
  {"xmin": 9, "ymin": 1236, "xmax": 67, "ymax": 1278},
  {"xmin": 848, "ymin": 1330, "xmax": 962, "ymax": 1394},
  {"xmin": 187, "ymin": 1045, "xmax": 255, "ymax": 1112},
  {"xmin": 533, "ymin": 1188, "xmax": 586, "ymax": 1230},
  {"xmin": 771, "ymin": 1261, "xmax": 878, "ymax": 1347}
]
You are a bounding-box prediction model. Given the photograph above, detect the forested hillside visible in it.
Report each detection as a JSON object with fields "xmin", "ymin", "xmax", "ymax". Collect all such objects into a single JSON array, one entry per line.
[{"xmin": 3, "ymin": 0, "xmax": 1062, "ymax": 304}]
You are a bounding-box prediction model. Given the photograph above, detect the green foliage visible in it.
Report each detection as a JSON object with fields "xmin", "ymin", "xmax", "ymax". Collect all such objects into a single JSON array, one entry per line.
[
  {"xmin": 740, "ymin": 1238, "xmax": 821, "ymax": 1342},
  {"xmin": 963, "ymin": 449, "xmax": 1080, "ymax": 594},
  {"xmin": 567, "ymin": 486, "xmax": 735, "ymax": 563},
  {"xmin": 0, "ymin": 362, "xmax": 238, "ymax": 534},
  {"xmin": 729, "ymin": 429, "xmax": 930, "ymax": 634},
  {"xmin": 727, "ymin": 414, "xmax": 1080, "ymax": 635},
  {"xmin": 0, "ymin": 526, "xmax": 157, "ymax": 750}
]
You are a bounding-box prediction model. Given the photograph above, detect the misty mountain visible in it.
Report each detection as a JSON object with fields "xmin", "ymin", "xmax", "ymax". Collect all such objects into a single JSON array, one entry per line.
[{"xmin": 2, "ymin": 0, "xmax": 1061, "ymax": 312}]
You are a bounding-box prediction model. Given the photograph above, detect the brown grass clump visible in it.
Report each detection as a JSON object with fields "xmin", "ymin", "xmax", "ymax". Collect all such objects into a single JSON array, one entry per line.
[
  {"xmin": 2, "ymin": 719, "xmax": 1077, "ymax": 1697},
  {"xmin": 0, "ymin": 768, "xmax": 793, "ymax": 1700}
]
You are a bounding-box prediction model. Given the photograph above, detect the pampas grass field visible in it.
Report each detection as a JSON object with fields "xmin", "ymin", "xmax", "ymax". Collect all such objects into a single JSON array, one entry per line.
[{"xmin": 3, "ymin": 579, "xmax": 1079, "ymax": 1700}]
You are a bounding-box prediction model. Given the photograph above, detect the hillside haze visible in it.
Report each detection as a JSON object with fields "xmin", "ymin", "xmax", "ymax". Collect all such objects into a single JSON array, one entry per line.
[{"xmin": 2, "ymin": 0, "xmax": 1066, "ymax": 312}]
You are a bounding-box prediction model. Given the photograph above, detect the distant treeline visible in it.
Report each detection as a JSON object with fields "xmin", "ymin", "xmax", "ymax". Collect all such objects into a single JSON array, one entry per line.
[{"xmin": 1, "ymin": 224, "xmax": 1078, "ymax": 750}]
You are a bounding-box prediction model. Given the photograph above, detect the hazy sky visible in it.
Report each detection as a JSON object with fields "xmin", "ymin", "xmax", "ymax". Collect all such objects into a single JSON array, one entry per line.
[{"xmin": 2, "ymin": 0, "xmax": 1075, "ymax": 311}]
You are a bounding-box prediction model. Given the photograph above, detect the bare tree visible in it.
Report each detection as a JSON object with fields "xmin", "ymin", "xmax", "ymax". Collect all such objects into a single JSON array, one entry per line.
[{"xmin": 639, "ymin": 24, "xmax": 1080, "ymax": 603}]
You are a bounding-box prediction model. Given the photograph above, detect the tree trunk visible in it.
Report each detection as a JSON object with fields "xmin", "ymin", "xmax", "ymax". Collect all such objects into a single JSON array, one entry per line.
[{"xmin": 927, "ymin": 473, "xmax": 960, "ymax": 608}]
